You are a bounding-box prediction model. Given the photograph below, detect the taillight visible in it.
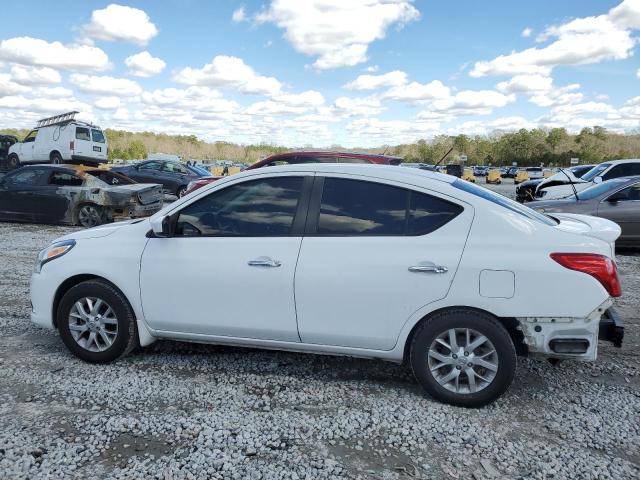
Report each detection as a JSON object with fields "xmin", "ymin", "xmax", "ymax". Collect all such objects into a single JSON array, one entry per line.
[
  {"xmin": 550, "ymin": 253, "xmax": 621, "ymax": 297},
  {"xmin": 70, "ymin": 141, "xmax": 74, "ymax": 151}
]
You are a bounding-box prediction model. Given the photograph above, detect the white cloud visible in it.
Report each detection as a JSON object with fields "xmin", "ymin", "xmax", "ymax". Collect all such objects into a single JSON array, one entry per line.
[
  {"xmin": 521, "ymin": 27, "xmax": 533, "ymax": 38},
  {"xmin": 0, "ymin": 37, "xmax": 110, "ymax": 72},
  {"xmin": 344, "ymin": 70, "xmax": 407, "ymax": 90},
  {"xmin": 70, "ymin": 74, "xmax": 142, "ymax": 96},
  {"xmin": 10, "ymin": 65, "xmax": 61, "ymax": 85},
  {"xmin": 529, "ymin": 84, "xmax": 583, "ymax": 107},
  {"xmin": 331, "ymin": 96, "xmax": 385, "ymax": 116},
  {"xmin": 429, "ymin": 90, "xmax": 515, "ymax": 115},
  {"xmin": 364, "ymin": 65, "xmax": 379, "ymax": 72},
  {"xmin": 496, "ymin": 74, "xmax": 553, "ymax": 93},
  {"xmin": 232, "ymin": 6, "xmax": 246, "ymax": 22},
  {"xmin": 0, "ymin": 95, "xmax": 92, "ymax": 114},
  {"xmin": 383, "ymin": 80, "xmax": 451, "ymax": 102},
  {"xmin": 83, "ymin": 4, "xmax": 158, "ymax": 46},
  {"xmin": 255, "ymin": 0, "xmax": 420, "ymax": 70},
  {"xmin": 345, "ymin": 117, "xmax": 439, "ymax": 144},
  {"xmin": 94, "ymin": 96, "xmax": 122, "ymax": 110},
  {"xmin": 174, "ymin": 55, "xmax": 282, "ymax": 95},
  {"xmin": 471, "ymin": 1, "xmax": 639, "ymax": 77},
  {"xmin": 125, "ymin": 51, "xmax": 166, "ymax": 77},
  {"xmin": 140, "ymin": 86, "xmax": 239, "ymax": 116},
  {"xmin": 36, "ymin": 87, "xmax": 73, "ymax": 99},
  {"xmin": 245, "ymin": 90, "xmax": 325, "ymax": 116},
  {"xmin": 0, "ymin": 73, "xmax": 29, "ymax": 96},
  {"xmin": 637, "ymin": 68, "xmax": 640, "ymax": 78}
]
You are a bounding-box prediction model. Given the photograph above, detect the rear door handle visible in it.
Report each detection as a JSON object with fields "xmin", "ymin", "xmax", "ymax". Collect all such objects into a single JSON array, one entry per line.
[
  {"xmin": 408, "ymin": 263, "xmax": 448, "ymax": 274},
  {"xmin": 248, "ymin": 256, "xmax": 281, "ymax": 268}
]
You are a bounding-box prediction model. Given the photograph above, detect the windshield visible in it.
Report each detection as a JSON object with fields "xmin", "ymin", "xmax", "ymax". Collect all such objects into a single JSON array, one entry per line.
[
  {"xmin": 577, "ymin": 178, "xmax": 629, "ymax": 200},
  {"xmin": 452, "ymin": 179, "xmax": 557, "ymax": 226},
  {"xmin": 581, "ymin": 163, "xmax": 610, "ymax": 182}
]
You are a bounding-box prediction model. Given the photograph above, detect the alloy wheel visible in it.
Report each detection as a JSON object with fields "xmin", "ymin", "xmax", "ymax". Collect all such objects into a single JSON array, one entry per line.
[
  {"xmin": 68, "ymin": 297, "xmax": 118, "ymax": 352},
  {"xmin": 427, "ymin": 328, "xmax": 499, "ymax": 394},
  {"xmin": 78, "ymin": 205, "xmax": 101, "ymax": 227}
]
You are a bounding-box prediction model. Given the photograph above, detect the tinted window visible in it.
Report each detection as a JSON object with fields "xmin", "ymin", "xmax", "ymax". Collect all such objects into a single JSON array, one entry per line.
[
  {"xmin": 176, "ymin": 177, "xmax": 303, "ymax": 237},
  {"xmin": 607, "ymin": 183, "xmax": 640, "ymax": 202},
  {"xmin": 49, "ymin": 172, "xmax": 83, "ymax": 187},
  {"xmin": 581, "ymin": 163, "xmax": 611, "ymax": 182},
  {"xmin": 76, "ymin": 127, "xmax": 90, "ymax": 141},
  {"xmin": 163, "ymin": 162, "xmax": 189, "ymax": 175},
  {"xmin": 4, "ymin": 169, "xmax": 45, "ymax": 186},
  {"xmin": 409, "ymin": 192, "xmax": 463, "ymax": 235},
  {"xmin": 139, "ymin": 161, "xmax": 162, "ymax": 171},
  {"xmin": 602, "ymin": 163, "xmax": 640, "ymax": 181},
  {"xmin": 336, "ymin": 156, "xmax": 369, "ymax": 164},
  {"xmin": 296, "ymin": 156, "xmax": 337, "ymax": 163},
  {"xmin": 577, "ymin": 178, "xmax": 629, "ymax": 200},
  {"xmin": 91, "ymin": 129, "xmax": 105, "ymax": 143}
]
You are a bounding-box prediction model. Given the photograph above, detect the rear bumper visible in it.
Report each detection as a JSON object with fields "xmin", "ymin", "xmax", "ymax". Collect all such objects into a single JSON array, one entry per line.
[{"xmin": 598, "ymin": 307, "xmax": 624, "ymax": 347}]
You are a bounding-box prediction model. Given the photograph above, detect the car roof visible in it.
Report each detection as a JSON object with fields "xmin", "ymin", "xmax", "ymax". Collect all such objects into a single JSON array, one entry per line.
[
  {"xmin": 265, "ymin": 150, "xmax": 402, "ymax": 160},
  {"xmin": 225, "ymin": 163, "xmax": 456, "ymax": 185},
  {"xmin": 601, "ymin": 159, "xmax": 640, "ymax": 164}
]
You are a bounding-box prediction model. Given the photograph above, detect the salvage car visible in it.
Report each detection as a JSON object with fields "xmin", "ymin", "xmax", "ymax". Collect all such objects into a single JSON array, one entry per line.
[
  {"xmin": 185, "ymin": 150, "xmax": 404, "ymax": 194},
  {"xmin": 0, "ymin": 165, "xmax": 162, "ymax": 228},
  {"xmin": 112, "ymin": 159, "xmax": 212, "ymax": 198},
  {"xmin": 516, "ymin": 165, "xmax": 595, "ymax": 203},
  {"xmin": 30, "ymin": 164, "xmax": 624, "ymax": 407},
  {"xmin": 529, "ymin": 177, "xmax": 640, "ymax": 246}
]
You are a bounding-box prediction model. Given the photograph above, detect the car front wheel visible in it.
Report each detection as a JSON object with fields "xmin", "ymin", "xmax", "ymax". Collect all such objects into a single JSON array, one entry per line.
[
  {"xmin": 410, "ymin": 309, "xmax": 516, "ymax": 407},
  {"xmin": 57, "ymin": 280, "xmax": 138, "ymax": 363}
]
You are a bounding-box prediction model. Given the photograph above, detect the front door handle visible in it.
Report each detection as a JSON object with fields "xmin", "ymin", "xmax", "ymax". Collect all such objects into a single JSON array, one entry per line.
[
  {"xmin": 248, "ymin": 256, "xmax": 282, "ymax": 268},
  {"xmin": 408, "ymin": 263, "xmax": 448, "ymax": 274}
]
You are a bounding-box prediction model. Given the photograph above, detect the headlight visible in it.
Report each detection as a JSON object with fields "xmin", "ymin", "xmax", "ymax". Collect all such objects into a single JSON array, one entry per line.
[{"xmin": 34, "ymin": 239, "xmax": 76, "ymax": 273}]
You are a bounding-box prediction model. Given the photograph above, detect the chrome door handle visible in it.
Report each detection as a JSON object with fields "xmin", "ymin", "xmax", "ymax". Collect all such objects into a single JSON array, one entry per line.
[
  {"xmin": 408, "ymin": 264, "xmax": 448, "ymax": 274},
  {"xmin": 248, "ymin": 257, "xmax": 281, "ymax": 268}
]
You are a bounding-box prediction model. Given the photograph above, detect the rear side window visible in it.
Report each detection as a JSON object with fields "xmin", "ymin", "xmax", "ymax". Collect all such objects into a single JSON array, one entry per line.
[
  {"xmin": 4, "ymin": 169, "xmax": 45, "ymax": 186},
  {"xmin": 317, "ymin": 178, "xmax": 462, "ymax": 236},
  {"xmin": 176, "ymin": 177, "xmax": 303, "ymax": 237},
  {"xmin": 76, "ymin": 127, "xmax": 90, "ymax": 141},
  {"xmin": 91, "ymin": 129, "xmax": 105, "ymax": 143},
  {"xmin": 49, "ymin": 172, "xmax": 83, "ymax": 187},
  {"xmin": 602, "ymin": 163, "xmax": 640, "ymax": 181}
]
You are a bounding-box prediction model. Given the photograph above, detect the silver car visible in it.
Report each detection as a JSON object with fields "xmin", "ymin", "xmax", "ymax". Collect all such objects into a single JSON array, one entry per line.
[{"xmin": 529, "ymin": 176, "xmax": 640, "ymax": 246}]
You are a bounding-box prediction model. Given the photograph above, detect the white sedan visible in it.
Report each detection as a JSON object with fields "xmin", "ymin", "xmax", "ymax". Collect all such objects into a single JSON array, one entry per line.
[{"xmin": 30, "ymin": 164, "xmax": 623, "ymax": 407}]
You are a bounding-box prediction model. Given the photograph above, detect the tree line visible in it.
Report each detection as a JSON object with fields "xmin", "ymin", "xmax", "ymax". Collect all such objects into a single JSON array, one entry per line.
[{"xmin": 2, "ymin": 126, "xmax": 639, "ymax": 166}]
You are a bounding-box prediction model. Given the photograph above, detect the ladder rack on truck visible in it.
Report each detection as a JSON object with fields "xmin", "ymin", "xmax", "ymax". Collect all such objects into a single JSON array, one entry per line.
[{"xmin": 35, "ymin": 111, "xmax": 79, "ymax": 128}]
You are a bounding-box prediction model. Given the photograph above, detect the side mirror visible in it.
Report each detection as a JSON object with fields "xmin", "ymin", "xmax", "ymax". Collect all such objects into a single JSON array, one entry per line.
[
  {"xmin": 150, "ymin": 215, "xmax": 173, "ymax": 237},
  {"xmin": 593, "ymin": 176, "xmax": 603, "ymax": 184}
]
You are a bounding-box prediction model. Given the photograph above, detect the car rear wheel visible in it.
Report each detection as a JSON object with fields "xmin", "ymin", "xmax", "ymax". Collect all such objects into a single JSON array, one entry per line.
[
  {"xmin": 51, "ymin": 152, "xmax": 63, "ymax": 164},
  {"xmin": 8, "ymin": 154, "xmax": 19, "ymax": 170},
  {"xmin": 57, "ymin": 280, "xmax": 138, "ymax": 363},
  {"xmin": 410, "ymin": 309, "xmax": 516, "ymax": 407},
  {"xmin": 77, "ymin": 204, "xmax": 104, "ymax": 228}
]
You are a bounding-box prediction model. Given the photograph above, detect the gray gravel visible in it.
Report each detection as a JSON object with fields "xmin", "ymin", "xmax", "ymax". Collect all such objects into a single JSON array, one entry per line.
[{"xmin": 1, "ymin": 180, "xmax": 639, "ymax": 479}]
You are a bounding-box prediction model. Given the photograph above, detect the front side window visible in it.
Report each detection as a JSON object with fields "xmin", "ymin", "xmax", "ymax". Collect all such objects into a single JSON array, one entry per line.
[
  {"xmin": 139, "ymin": 161, "xmax": 162, "ymax": 171},
  {"xmin": 49, "ymin": 172, "xmax": 84, "ymax": 187},
  {"xmin": 91, "ymin": 129, "xmax": 105, "ymax": 143},
  {"xmin": 176, "ymin": 177, "xmax": 303, "ymax": 236},
  {"xmin": 317, "ymin": 178, "xmax": 462, "ymax": 236},
  {"xmin": 4, "ymin": 169, "xmax": 45, "ymax": 186},
  {"xmin": 75, "ymin": 127, "xmax": 91, "ymax": 141},
  {"xmin": 606, "ymin": 183, "xmax": 640, "ymax": 202},
  {"xmin": 23, "ymin": 130, "xmax": 37, "ymax": 143},
  {"xmin": 577, "ymin": 178, "xmax": 628, "ymax": 200},
  {"xmin": 163, "ymin": 162, "xmax": 189, "ymax": 175}
]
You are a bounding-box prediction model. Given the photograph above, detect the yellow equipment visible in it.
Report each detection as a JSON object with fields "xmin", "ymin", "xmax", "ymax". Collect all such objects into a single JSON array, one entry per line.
[
  {"xmin": 462, "ymin": 168, "xmax": 476, "ymax": 183},
  {"xmin": 514, "ymin": 170, "xmax": 529, "ymax": 184},
  {"xmin": 485, "ymin": 169, "xmax": 502, "ymax": 184}
]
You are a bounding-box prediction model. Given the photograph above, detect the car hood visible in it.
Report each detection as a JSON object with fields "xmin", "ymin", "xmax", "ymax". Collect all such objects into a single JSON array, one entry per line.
[
  {"xmin": 551, "ymin": 213, "xmax": 621, "ymax": 244},
  {"xmin": 539, "ymin": 170, "xmax": 585, "ymax": 187},
  {"xmin": 538, "ymin": 182, "xmax": 592, "ymax": 199},
  {"xmin": 57, "ymin": 219, "xmax": 147, "ymax": 241}
]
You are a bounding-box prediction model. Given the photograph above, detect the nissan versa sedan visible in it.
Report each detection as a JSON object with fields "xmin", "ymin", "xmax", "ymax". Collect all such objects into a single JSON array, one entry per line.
[{"xmin": 30, "ymin": 164, "xmax": 624, "ymax": 407}]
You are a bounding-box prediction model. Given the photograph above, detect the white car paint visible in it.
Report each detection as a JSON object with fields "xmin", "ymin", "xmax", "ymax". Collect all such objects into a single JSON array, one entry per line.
[
  {"xmin": 31, "ymin": 164, "xmax": 620, "ymax": 364},
  {"xmin": 9, "ymin": 121, "xmax": 107, "ymax": 165},
  {"xmin": 538, "ymin": 159, "xmax": 640, "ymax": 200}
]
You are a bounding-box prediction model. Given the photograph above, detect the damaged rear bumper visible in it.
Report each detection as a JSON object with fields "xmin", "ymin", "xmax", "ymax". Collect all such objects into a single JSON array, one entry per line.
[{"xmin": 517, "ymin": 299, "xmax": 621, "ymax": 361}]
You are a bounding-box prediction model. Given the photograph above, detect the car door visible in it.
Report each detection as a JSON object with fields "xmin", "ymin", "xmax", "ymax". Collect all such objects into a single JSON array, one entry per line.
[
  {"xmin": 132, "ymin": 161, "xmax": 163, "ymax": 184},
  {"xmin": 73, "ymin": 126, "xmax": 92, "ymax": 159},
  {"xmin": 598, "ymin": 181, "xmax": 640, "ymax": 241},
  {"xmin": 34, "ymin": 170, "xmax": 85, "ymax": 223},
  {"xmin": 160, "ymin": 161, "xmax": 191, "ymax": 192},
  {"xmin": 139, "ymin": 174, "xmax": 312, "ymax": 341},
  {"xmin": 294, "ymin": 175, "xmax": 473, "ymax": 350},
  {"xmin": 17, "ymin": 130, "xmax": 38, "ymax": 163},
  {"xmin": 0, "ymin": 168, "xmax": 48, "ymax": 221}
]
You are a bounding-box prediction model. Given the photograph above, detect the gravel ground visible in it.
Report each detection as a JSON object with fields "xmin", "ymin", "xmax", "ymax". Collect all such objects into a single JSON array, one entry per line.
[{"xmin": 0, "ymin": 180, "xmax": 639, "ymax": 479}]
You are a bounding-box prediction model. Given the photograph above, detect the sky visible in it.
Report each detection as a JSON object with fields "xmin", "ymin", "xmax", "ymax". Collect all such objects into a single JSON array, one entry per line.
[{"xmin": 0, "ymin": 0, "xmax": 638, "ymax": 147}]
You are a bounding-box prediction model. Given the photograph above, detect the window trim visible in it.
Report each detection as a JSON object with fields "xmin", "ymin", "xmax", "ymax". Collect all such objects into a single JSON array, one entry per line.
[
  {"xmin": 168, "ymin": 175, "xmax": 314, "ymax": 238},
  {"xmin": 304, "ymin": 175, "xmax": 463, "ymax": 237}
]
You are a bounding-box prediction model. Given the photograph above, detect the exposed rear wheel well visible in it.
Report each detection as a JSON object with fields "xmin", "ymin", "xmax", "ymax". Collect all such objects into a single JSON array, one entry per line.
[
  {"xmin": 52, "ymin": 275, "xmax": 134, "ymax": 328},
  {"xmin": 49, "ymin": 151, "xmax": 62, "ymax": 163},
  {"xmin": 403, "ymin": 306, "xmax": 528, "ymax": 363}
]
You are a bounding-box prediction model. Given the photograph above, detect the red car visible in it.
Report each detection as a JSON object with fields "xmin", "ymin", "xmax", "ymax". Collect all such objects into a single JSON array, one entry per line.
[{"xmin": 184, "ymin": 151, "xmax": 402, "ymax": 194}]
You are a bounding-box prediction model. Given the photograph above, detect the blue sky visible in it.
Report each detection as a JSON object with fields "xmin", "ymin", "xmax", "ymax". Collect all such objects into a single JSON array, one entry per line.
[{"xmin": 0, "ymin": 0, "xmax": 638, "ymax": 147}]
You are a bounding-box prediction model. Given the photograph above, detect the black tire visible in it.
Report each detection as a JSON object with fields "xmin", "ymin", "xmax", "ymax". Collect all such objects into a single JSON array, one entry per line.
[
  {"xmin": 57, "ymin": 280, "xmax": 138, "ymax": 363},
  {"xmin": 7, "ymin": 154, "xmax": 20, "ymax": 170},
  {"xmin": 77, "ymin": 203, "xmax": 105, "ymax": 228},
  {"xmin": 50, "ymin": 152, "xmax": 63, "ymax": 164},
  {"xmin": 176, "ymin": 185, "xmax": 188, "ymax": 198},
  {"xmin": 410, "ymin": 309, "xmax": 516, "ymax": 408}
]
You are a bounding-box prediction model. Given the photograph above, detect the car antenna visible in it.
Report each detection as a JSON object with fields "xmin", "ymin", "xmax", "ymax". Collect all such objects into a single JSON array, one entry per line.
[
  {"xmin": 434, "ymin": 147, "xmax": 454, "ymax": 167},
  {"xmin": 560, "ymin": 167, "xmax": 580, "ymax": 201}
]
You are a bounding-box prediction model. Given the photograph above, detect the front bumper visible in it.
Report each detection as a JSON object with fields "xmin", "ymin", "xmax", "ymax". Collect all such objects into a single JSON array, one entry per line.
[{"xmin": 517, "ymin": 300, "xmax": 616, "ymax": 361}]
